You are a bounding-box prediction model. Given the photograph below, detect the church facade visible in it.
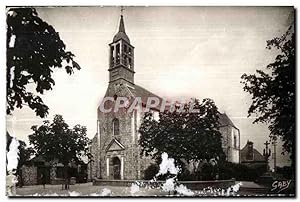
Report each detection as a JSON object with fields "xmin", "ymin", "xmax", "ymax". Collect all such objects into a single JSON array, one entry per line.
[{"xmin": 88, "ymin": 14, "xmax": 240, "ymax": 181}]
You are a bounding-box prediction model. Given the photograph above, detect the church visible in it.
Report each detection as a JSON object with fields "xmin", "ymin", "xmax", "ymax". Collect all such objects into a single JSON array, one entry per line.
[{"xmin": 88, "ymin": 13, "xmax": 240, "ymax": 181}]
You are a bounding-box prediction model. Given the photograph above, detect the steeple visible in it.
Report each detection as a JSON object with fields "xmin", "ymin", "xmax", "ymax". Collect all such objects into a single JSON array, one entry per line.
[
  {"xmin": 119, "ymin": 15, "xmax": 125, "ymax": 33},
  {"xmin": 113, "ymin": 14, "xmax": 130, "ymax": 43},
  {"xmin": 109, "ymin": 7, "xmax": 135, "ymax": 84}
]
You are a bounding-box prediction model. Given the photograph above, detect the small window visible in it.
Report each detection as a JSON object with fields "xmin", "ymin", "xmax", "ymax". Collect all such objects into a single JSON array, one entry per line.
[
  {"xmin": 116, "ymin": 44, "xmax": 120, "ymax": 54},
  {"xmin": 234, "ymin": 135, "xmax": 237, "ymax": 149},
  {"xmin": 113, "ymin": 94, "xmax": 118, "ymax": 101},
  {"xmin": 110, "ymin": 47, "xmax": 114, "ymax": 67},
  {"xmin": 113, "ymin": 118, "xmax": 119, "ymax": 136},
  {"xmin": 128, "ymin": 58, "xmax": 132, "ymax": 69},
  {"xmin": 110, "ymin": 46, "xmax": 114, "ymax": 55},
  {"xmin": 116, "ymin": 44, "xmax": 120, "ymax": 64},
  {"xmin": 124, "ymin": 55, "xmax": 128, "ymax": 66}
]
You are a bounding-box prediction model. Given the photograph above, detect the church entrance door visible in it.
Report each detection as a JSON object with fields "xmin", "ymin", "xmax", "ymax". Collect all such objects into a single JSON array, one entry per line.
[{"xmin": 112, "ymin": 157, "xmax": 121, "ymax": 179}]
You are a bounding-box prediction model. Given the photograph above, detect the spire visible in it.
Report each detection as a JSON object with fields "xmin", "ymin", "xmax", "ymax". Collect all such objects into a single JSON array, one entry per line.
[
  {"xmin": 119, "ymin": 6, "xmax": 125, "ymax": 33},
  {"xmin": 109, "ymin": 6, "xmax": 135, "ymax": 84},
  {"xmin": 113, "ymin": 6, "xmax": 130, "ymax": 43},
  {"xmin": 119, "ymin": 15, "xmax": 126, "ymax": 33}
]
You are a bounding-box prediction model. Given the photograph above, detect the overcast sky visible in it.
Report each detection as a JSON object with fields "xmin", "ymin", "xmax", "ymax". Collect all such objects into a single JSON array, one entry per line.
[{"xmin": 6, "ymin": 6, "xmax": 294, "ymax": 167}]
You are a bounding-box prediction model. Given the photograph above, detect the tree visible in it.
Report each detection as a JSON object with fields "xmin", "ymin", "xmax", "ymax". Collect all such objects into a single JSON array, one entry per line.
[
  {"xmin": 17, "ymin": 141, "xmax": 34, "ymax": 170},
  {"xmin": 17, "ymin": 141, "xmax": 34, "ymax": 187},
  {"xmin": 6, "ymin": 8, "xmax": 80, "ymax": 118},
  {"xmin": 241, "ymin": 25, "xmax": 295, "ymax": 166},
  {"xmin": 29, "ymin": 114, "xmax": 90, "ymax": 188},
  {"xmin": 139, "ymin": 98, "xmax": 225, "ymax": 170}
]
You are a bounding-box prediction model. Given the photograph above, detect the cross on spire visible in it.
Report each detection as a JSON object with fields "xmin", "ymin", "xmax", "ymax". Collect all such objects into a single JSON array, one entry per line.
[
  {"xmin": 112, "ymin": 6, "xmax": 130, "ymax": 42},
  {"xmin": 121, "ymin": 6, "xmax": 125, "ymax": 16},
  {"xmin": 264, "ymin": 141, "xmax": 270, "ymax": 148}
]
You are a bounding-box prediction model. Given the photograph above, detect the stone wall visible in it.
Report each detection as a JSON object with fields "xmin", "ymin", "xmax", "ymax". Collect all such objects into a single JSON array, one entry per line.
[
  {"xmin": 21, "ymin": 165, "xmax": 37, "ymax": 186},
  {"xmin": 50, "ymin": 177, "xmax": 76, "ymax": 185},
  {"xmin": 92, "ymin": 80, "xmax": 155, "ymax": 180},
  {"xmin": 93, "ymin": 179, "xmax": 236, "ymax": 190},
  {"xmin": 219, "ymin": 125, "xmax": 240, "ymax": 163},
  {"xmin": 88, "ymin": 135, "xmax": 99, "ymax": 181}
]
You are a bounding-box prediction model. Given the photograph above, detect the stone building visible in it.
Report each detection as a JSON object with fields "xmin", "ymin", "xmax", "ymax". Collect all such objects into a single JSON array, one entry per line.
[
  {"xmin": 21, "ymin": 165, "xmax": 38, "ymax": 186},
  {"xmin": 240, "ymin": 140, "xmax": 267, "ymax": 169},
  {"xmin": 88, "ymin": 14, "xmax": 240, "ymax": 181},
  {"xmin": 88, "ymin": 14, "xmax": 159, "ymax": 181},
  {"xmin": 218, "ymin": 113, "xmax": 240, "ymax": 163},
  {"xmin": 20, "ymin": 156, "xmax": 86, "ymax": 185}
]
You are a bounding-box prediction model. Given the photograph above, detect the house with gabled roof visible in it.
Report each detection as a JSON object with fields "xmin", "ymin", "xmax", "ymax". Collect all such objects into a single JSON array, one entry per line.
[{"xmin": 240, "ymin": 140, "xmax": 267, "ymax": 169}]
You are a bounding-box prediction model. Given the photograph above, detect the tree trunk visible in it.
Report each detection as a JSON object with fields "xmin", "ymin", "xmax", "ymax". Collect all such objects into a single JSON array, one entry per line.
[{"xmin": 63, "ymin": 165, "xmax": 70, "ymax": 190}]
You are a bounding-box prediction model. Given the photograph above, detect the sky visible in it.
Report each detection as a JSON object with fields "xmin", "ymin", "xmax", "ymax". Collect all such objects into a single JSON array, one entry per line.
[{"xmin": 6, "ymin": 6, "xmax": 294, "ymax": 167}]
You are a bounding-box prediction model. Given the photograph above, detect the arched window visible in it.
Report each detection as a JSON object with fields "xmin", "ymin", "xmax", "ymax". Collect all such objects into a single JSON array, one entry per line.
[{"xmin": 113, "ymin": 118, "xmax": 119, "ymax": 136}]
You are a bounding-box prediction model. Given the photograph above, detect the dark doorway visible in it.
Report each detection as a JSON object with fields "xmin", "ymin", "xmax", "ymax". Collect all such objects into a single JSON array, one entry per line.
[{"xmin": 112, "ymin": 157, "xmax": 121, "ymax": 179}]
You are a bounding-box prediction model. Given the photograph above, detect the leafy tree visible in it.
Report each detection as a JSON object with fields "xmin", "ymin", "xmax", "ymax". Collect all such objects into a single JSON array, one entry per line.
[
  {"xmin": 6, "ymin": 8, "xmax": 80, "ymax": 118},
  {"xmin": 17, "ymin": 140, "xmax": 34, "ymax": 170},
  {"xmin": 29, "ymin": 115, "xmax": 90, "ymax": 188},
  {"xmin": 29, "ymin": 114, "xmax": 89, "ymax": 165},
  {"xmin": 241, "ymin": 25, "xmax": 295, "ymax": 166},
  {"xmin": 17, "ymin": 141, "xmax": 34, "ymax": 187},
  {"xmin": 139, "ymin": 98, "xmax": 225, "ymax": 169}
]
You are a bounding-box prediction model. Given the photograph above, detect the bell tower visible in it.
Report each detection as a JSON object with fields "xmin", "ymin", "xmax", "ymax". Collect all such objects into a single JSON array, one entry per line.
[{"xmin": 109, "ymin": 11, "xmax": 135, "ymax": 84}]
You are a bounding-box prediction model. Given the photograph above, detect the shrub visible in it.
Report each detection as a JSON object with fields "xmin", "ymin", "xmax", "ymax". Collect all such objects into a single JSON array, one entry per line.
[
  {"xmin": 144, "ymin": 161, "xmax": 266, "ymax": 181},
  {"xmin": 218, "ymin": 162, "xmax": 266, "ymax": 181},
  {"xmin": 178, "ymin": 167, "xmax": 194, "ymax": 181},
  {"xmin": 144, "ymin": 164, "xmax": 159, "ymax": 180}
]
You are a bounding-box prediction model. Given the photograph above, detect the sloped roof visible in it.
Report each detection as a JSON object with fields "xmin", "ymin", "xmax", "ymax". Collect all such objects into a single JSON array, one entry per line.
[
  {"xmin": 113, "ymin": 32, "xmax": 130, "ymax": 43},
  {"xmin": 240, "ymin": 142, "xmax": 266, "ymax": 162},
  {"xmin": 218, "ymin": 113, "xmax": 237, "ymax": 128},
  {"xmin": 126, "ymin": 83, "xmax": 163, "ymax": 110},
  {"xmin": 113, "ymin": 15, "xmax": 130, "ymax": 43}
]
